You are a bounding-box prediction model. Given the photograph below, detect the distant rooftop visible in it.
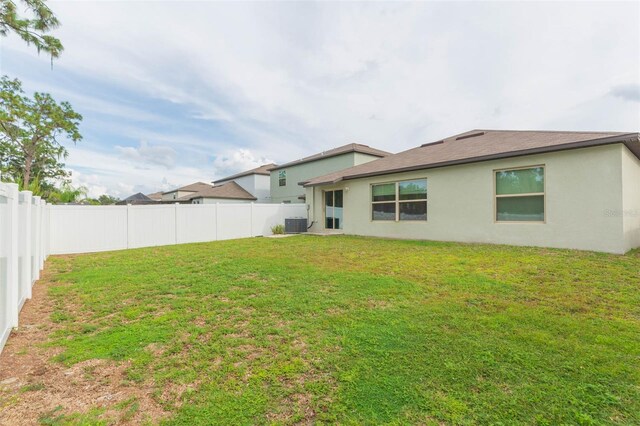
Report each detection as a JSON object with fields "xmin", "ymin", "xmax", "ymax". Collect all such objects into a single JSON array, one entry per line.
[
  {"xmin": 175, "ymin": 181, "xmax": 257, "ymax": 201},
  {"xmin": 213, "ymin": 163, "xmax": 276, "ymax": 184},
  {"xmin": 146, "ymin": 192, "xmax": 163, "ymax": 201},
  {"xmin": 162, "ymin": 182, "xmax": 213, "ymax": 194},
  {"xmin": 270, "ymin": 143, "xmax": 390, "ymax": 171}
]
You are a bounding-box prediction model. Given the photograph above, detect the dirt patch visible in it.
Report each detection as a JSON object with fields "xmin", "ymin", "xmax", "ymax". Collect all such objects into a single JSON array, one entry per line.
[{"xmin": 0, "ymin": 267, "xmax": 169, "ymax": 425}]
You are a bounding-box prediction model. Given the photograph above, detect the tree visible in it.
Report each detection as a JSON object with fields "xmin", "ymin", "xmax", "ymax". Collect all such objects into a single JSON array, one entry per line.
[
  {"xmin": 0, "ymin": 0, "xmax": 63, "ymax": 58},
  {"xmin": 46, "ymin": 182, "xmax": 86, "ymax": 204},
  {"xmin": 0, "ymin": 75, "xmax": 82, "ymax": 190},
  {"xmin": 85, "ymin": 194, "xmax": 120, "ymax": 205},
  {"xmin": 97, "ymin": 194, "xmax": 120, "ymax": 205}
]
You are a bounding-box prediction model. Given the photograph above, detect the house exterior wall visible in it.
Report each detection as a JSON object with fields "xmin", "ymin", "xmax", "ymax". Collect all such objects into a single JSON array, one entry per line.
[
  {"xmin": 307, "ymin": 144, "xmax": 630, "ymax": 253},
  {"xmin": 162, "ymin": 190, "xmax": 193, "ymax": 201},
  {"xmin": 215, "ymin": 174, "xmax": 271, "ymax": 203},
  {"xmin": 270, "ymin": 152, "xmax": 382, "ymax": 204},
  {"xmin": 252, "ymin": 175, "xmax": 271, "ymax": 203},
  {"xmin": 621, "ymin": 145, "xmax": 640, "ymax": 252}
]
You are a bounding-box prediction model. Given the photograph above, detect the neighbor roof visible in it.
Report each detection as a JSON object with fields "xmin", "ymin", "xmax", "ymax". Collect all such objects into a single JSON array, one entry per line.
[
  {"xmin": 163, "ymin": 182, "xmax": 213, "ymax": 194},
  {"xmin": 270, "ymin": 143, "xmax": 390, "ymax": 171},
  {"xmin": 175, "ymin": 181, "xmax": 257, "ymax": 201},
  {"xmin": 304, "ymin": 130, "xmax": 640, "ymax": 186},
  {"xmin": 124, "ymin": 192, "xmax": 153, "ymax": 202},
  {"xmin": 213, "ymin": 163, "xmax": 276, "ymax": 184},
  {"xmin": 116, "ymin": 192, "xmax": 158, "ymax": 205},
  {"xmin": 146, "ymin": 192, "xmax": 163, "ymax": 201}
]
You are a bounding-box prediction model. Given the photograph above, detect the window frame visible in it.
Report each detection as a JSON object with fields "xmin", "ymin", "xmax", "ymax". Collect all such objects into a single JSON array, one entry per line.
[
  {"xmin": 371, "ymin": 178, "xmax": 428, "ymax": 222},
  {"xmin": 278, "ymin": 170, "xmax": 287, "ymax": 187},
  {"xmin": 494, "ymin": 165, "xmax": 546, "ymax": 224}
]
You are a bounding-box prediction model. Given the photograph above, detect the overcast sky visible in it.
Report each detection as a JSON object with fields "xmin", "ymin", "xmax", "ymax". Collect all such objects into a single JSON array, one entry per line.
[{"xmin": 1, "ymin": 1, "xmax": 638, "ymax": 198}]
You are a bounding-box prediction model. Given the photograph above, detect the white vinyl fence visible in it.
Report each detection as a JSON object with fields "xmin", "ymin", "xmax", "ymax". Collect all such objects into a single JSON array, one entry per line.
[
  {"xmin": 49, "ymin": 202, "xmax": 307, "ymax": 254},
  {"xmin": 0, "ymin": 182, "xmax": 50, "ymax": 354}
]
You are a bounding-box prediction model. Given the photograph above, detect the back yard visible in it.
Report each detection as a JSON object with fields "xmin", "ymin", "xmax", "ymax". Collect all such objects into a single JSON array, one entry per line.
[{"xmin": 0, "ymin": 235, "xmax": 639, "ymax": 425}]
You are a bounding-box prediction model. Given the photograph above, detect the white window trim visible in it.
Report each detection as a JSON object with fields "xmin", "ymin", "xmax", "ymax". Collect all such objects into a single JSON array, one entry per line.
[
  {"xmin": 371, "ymin": 179, "xmax": 428, "ymax": 222},
  {"xmin": 494, "ymin": 165, "xmax": 546, "ymax": 224}
]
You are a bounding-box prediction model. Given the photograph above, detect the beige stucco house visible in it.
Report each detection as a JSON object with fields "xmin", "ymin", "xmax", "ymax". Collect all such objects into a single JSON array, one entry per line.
[
  {"xmin": 161, "ymin": 182, "xmax": 256, "ymax": 204},
  {"xmin": 303, "ymin": 130, "xmax": 640, "ymax": 254},
  {"xmin": 269, "ymin": 143, "xmax": 390, "ymax": 203}
]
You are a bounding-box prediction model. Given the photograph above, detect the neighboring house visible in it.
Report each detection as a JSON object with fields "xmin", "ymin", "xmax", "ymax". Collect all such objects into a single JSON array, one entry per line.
[
  {"xmin": 269, "ymin": 143, "xmax": 390, "ymax": 203},
  {"xmin": 116, "ymin": 192, "xmax": 158, "ymax": 205},
  {"xmin": 213, "ymin": 163, "xmax": 275, "ymax": 203},
  {"xmin": 175, "ymin": 181, "xmax": 257, "ymax": 204},
  {"xmin": 146, "ymin": 192, "xmax": 163, "ymax": 201},
  {"xmin": 161, "ymin": 182, "xmax": 215, "ymax": 201},
  {"xmin": 303, "ymin": 130, "xmax": 640, "ymax": 254}
]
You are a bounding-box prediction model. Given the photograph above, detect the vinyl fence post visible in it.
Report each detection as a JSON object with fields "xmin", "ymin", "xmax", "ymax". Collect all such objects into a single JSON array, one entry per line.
[
  {"xmin": 39, "ymin": 198, "xmax": 45, "ymax": 270},
  {"xmin": 7, "ymin": 183, "xmax": 19, "ymax": 328},
  {"xmin": 250, "ymin": 202, "xmax": 254, "ymax": 237},
  {"xmin": 126, "ymin": 204, "xmax": 131, "ymax": 249},
  {"xmin": 175, "ymin": 202, "xmax": 179, "ymax": 245},
  {"xmin": 215, "ymin": 203, "xmax": 219, "ymax": 241},
  {"xmin": 20, "ymin": 191, "xmax": 32, "ymax": 300},
  {"xmin": 32, "ymin": 196, "xmax": 41, "ymax": 282}
]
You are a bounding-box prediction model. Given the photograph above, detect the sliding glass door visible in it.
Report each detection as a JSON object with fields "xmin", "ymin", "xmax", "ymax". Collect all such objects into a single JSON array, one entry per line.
[{"xmin": 325, "ymin": 190, "xmax": 343, "ymax": 230}]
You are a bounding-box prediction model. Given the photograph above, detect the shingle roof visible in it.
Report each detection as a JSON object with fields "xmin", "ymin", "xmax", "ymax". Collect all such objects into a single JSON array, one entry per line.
[
  {"xmin": 270, "ymin": 143, "xmax": 391, "ymax": 171},
  {"xmin": 146, "ymin": 191, "xmax": 163, "ymax": 201},
  {"xmin": 124, "ymin": 192, "xmax": 153, "ymax": 202},
  {"xmin": 303, "ymin": 130, "xmax": 640, "ymax": 186},
  {"xmin": 213, "ymin": 163, "xmax": 277, "ymax": 184},
  {"xmin": 116, "ymin": 192, "xmax": 159, "ymax": 205},
  {"xmin": 162, "ymin": 182, "xmax": 213, "ymax": 194},
  {"xmin": 175, "ymin": 181, "xmax": 257, "ymax": 201}
]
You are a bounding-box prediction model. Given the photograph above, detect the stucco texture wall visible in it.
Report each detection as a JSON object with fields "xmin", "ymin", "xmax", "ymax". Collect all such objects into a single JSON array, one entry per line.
[
  {"xmin": 270, "ymin": 153, "xmax": 382, "ymax": 203},
  {"xmin": 307, "ymin": 145, "xmax": 629, "ymax": 253}
]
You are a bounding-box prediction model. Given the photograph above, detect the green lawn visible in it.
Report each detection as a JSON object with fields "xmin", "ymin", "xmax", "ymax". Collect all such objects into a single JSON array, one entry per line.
[{"xmin": 42, "ymin": 236, "xmax": 640, "ymax": 424}]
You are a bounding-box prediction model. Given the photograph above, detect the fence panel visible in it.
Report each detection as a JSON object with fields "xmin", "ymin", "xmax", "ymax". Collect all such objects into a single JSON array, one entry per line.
[
  {"xmin": 253, "ymin": 204, "xmax": 285, "ymax": 236},
  {"xmin": 18, "ymin": 191, "xmax": 32, "ymax": 309},
  {"xmin": 49, "ymin": 202, "xmax": 307, "ymax": 254},
  {"xmin": 176, "ymin": 204, "xmax": 217, "ymax": 244},
  {"xmin": 217, "ymin": 203, "xmax": 252, "ymax": 241},
  {"xmin": 128, "ymin": 204, "xmax": 177, "ymax": 249},
  {"xmin": 49, "ymin": 205, "xmax": 128, "ymax": 254}
]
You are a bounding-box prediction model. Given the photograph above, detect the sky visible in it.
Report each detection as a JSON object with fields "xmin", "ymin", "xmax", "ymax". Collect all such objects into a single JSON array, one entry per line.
[{"xmin": 1, "ymin": 1, "xmax": 639, "ymax": 198}]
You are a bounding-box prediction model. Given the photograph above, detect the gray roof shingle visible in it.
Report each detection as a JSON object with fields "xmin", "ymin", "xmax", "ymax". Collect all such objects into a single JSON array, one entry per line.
[
  {"xmin": 303, "ymin": 130, "xmax": 640, "ymax": 186},
  {"xmin": 175, "ymin": 181, "xmax": 257, "ymax": 201}
]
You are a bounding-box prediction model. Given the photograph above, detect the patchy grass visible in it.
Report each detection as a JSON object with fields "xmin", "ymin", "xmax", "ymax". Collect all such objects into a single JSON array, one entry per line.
[{"xmin": 10, "ymin": 236, "xmax": 640, "ymax": 424}]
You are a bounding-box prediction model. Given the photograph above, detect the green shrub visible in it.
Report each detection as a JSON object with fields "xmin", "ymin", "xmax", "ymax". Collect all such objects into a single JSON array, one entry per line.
[{"xmin": 271, "ymin": 224, "xmax": 285, "ymax": 235}]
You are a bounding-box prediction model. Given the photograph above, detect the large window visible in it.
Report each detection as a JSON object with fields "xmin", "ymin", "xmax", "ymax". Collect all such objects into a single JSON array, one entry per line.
[
  {"xmin": 278, "ymin": 170, "xmax": 286, "ymax": 187},
  {"xmin": 495, "ymin": 166, "xmax": 545, "ymax": 222},
  {"xmin": 372, "ymin": 179, "xmax": 427, "ymax": 221}
]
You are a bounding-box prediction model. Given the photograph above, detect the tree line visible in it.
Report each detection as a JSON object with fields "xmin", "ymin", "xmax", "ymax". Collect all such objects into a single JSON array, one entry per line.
[{"xmin": 0, "ymin": 0, "xmax": 119, "ymax": 204}]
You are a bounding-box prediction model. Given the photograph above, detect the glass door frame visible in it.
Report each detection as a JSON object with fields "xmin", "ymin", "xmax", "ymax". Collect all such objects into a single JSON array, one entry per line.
[{"xmin": 324, "ymin": 189, "xmax": 343, "ymax": 230}]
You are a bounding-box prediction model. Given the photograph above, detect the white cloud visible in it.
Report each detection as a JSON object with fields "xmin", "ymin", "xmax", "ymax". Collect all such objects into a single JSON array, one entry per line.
[
  {"xmin": 2, "ymin": 1, "xmax": 638, "ymax": 195},
  {"xmin": 212, "ymin": 149, "xmax": 274, "ymax": 178},
  {"xmin": 66, "ymin": 146, "xmax": 210, "ymax": 198},
  {"xmin": 610, "ymin": 84, "xmax": 640, "ymax": 103},
  {"xmin": 115, "ymin": 140, "xmax": 177, "ymax": 168}
]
